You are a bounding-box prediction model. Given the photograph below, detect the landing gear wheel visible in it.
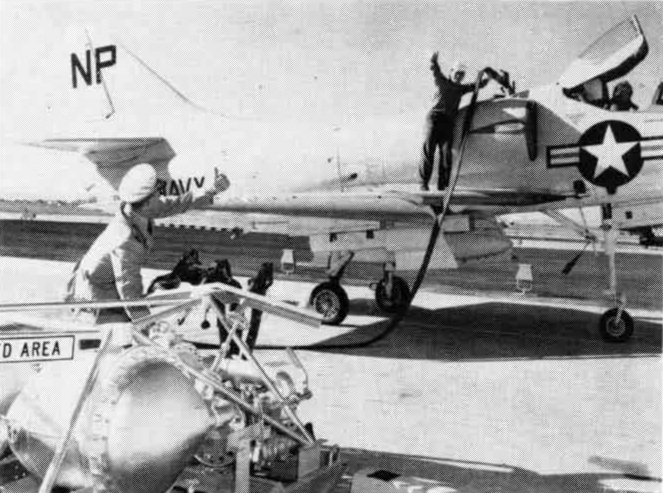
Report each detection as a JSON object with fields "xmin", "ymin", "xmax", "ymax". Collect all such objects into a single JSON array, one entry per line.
[
  {"xmin": 375, "ymin": 276, "xmax": 411, "ymax": 313},
  {"xmin": 599, "ymin": 308, "xmax": 634, "ymax": 343},
  {"xmin": 309, "ymin": 282, "xmax": 349, "ymax": 326}
]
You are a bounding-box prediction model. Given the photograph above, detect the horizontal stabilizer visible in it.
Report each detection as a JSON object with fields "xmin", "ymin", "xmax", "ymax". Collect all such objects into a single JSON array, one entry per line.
[
  {"xmin": 26, "ymin": 137, "xmax": 175, "ymax": 167},
  {"xmin": 25, "ymin": 137, "xmax": 175, "ymax": 190}
]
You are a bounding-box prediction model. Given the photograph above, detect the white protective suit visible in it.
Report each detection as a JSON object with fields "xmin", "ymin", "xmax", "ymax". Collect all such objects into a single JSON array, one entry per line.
[{"xmin": 67, "ymin": 191, "xmax": 218, "ymax": 322}]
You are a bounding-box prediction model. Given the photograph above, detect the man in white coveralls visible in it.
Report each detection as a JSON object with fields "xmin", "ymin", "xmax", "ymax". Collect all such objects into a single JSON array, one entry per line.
[{"xmin": 66, "ymin": 164, "xmax": 230, "ymax": 323}]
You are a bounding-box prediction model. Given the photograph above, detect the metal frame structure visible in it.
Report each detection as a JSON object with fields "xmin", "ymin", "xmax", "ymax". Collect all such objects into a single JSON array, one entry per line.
[{"xmin": 0, "ymin": 283, "xmax": 323, "ymax": 493}]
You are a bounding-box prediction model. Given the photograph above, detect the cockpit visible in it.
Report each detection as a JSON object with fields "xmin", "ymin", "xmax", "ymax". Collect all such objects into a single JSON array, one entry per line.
[
  {"xmin": 565, "ymin": 78, "xmax": 611, "ymax": 109},
  {"xmin": 559, "ymin": 16, "xmax": 651, "ymax": 112},
  {"xmin": 564, "ymin": 77, "xmax": 641, "ymax": 111}
]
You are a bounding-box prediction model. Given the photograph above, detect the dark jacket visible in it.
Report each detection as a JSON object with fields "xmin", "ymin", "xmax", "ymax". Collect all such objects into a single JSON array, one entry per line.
[{"xmin": 430, "ymin": 60, "xmax": 477, "ymax": 117}]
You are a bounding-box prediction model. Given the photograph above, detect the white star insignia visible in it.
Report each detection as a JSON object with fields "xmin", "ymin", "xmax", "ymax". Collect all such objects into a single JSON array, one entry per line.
[{"xmin": 582, "ymin": 125, "xmax": 637, "ymax": 179}]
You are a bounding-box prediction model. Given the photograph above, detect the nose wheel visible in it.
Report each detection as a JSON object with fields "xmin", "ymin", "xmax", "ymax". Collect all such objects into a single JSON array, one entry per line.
[
  {"xmin": 309, "ymin": 281, "xmax": 349, "ymax": 326},
  {"xmin": 598, "ymin": 204, "xmax": 636, "ymax": 343},
  {"xmin": 599, "ymin": 307, "xmax": 634, "ymax": 343},
  {"xmin": 374, "ymin": 276, "xmax": 411, "ymax": 313}
]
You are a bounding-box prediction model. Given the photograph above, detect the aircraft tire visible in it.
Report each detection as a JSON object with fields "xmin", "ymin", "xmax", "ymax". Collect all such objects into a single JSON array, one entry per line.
[
  {"xmin": 309, "ymin": 281, "xmax": 349, "ymax": 326},
  {"xmin": 599, "ymin": 308, "xmax": 634, "ymax": 343},
  {"xmin": 375, "ymin": 276, "xmax": 411, "ymax": 313}
]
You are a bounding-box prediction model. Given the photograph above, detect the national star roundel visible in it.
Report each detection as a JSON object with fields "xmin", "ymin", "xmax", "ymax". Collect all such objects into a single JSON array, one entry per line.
[
  {"xmin": 577, "ymin": 120, "xmax": 642, "ymax": 192},
  {"xmin": 546, "ymin": 120, "xmax": 651, "ymax": 194}
]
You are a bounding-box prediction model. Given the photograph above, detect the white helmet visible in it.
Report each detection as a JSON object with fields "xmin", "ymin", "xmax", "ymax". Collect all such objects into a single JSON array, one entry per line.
[
  {"xmin": 450, "ymin": 61, "xmax": 468, "ymax": 77},
  {"xmin": 119, "ymin": 164, "xmax": 158, "ymax": 203}
]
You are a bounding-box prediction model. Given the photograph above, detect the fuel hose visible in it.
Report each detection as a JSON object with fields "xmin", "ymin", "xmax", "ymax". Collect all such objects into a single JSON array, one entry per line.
[{"xmin": 193, "ymin": 69, "xmax": 487, "ymax": 351}]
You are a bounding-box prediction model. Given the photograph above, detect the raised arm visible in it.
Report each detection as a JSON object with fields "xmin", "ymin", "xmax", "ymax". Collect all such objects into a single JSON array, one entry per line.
[
  {"xmin": 144, "ymin": 173, "xmax": 231, "ymax": 219},
  {"xmin": 430, "ymin": 52, "xmax": 448, "ymax": 88},
  {"xmin": 147, "ymin": 192, "xmax": 199, "ymax": 218}
]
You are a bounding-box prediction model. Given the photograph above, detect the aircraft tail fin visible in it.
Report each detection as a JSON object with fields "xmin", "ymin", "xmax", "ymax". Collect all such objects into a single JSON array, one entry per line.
[
  {"xmin": 32, "ymin": 26, "xmax": 118, "ymax": 124},
  {"xmin": 84, "ymin": 28, "xmax": 116, "ymax": 119},
  {"xmin": 119, "ymin": 43, "xmax": 214, "ymax": 116},
  {"xmin": 118, "ymin": 42, "xmax": 249, "ymax": 120}
]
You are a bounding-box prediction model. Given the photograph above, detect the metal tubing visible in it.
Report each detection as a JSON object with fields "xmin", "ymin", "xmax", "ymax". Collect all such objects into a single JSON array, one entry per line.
[
  {"xmin": 205, "ymin": 284, "xmax": 321, "ymax": 327},
  {"xmin": 208, "ymin": 296, "xmax": 315, "ymax": 445},
  {"xmin": 0, "ymin": 284, "xmax": 321, "ymax": 327},
  {"xmin": 132, "ymin": 298, "xmax": 202, "ymax": 330},
  {"xmin": 129, "ymin": 328, "xmax": 309, "ymax": 446},
  {"xmin": 38, "ymin": 329, "xmax": 114, "ymax": 493},
  {"xmin": 0, "ymin": 298, "xmax": 191, "ymax": 313}
]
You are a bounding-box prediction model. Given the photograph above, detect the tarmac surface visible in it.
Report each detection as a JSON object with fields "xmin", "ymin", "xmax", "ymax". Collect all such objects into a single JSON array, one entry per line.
[
  {"xmin": 0, "ymin": 220, "xmax": 661, "ymax": 492},
  {"xmin": 1, "ymin": 219, "xmax": 661, "ymax": 309}
]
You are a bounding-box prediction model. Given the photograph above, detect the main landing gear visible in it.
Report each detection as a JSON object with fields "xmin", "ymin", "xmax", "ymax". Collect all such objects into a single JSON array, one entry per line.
[
  {"xmin": 309, "ymin": 280, "xmax": 350, "ymax": 326},
  {"xmin": 309, "ymin": 252, "xmax": 353, "ymax": 325},
  {"xmin": 372, "ymin": 262, "xmax": 411, "ymax": 314},
  {"xmin": 309, "ymin": 254, "xmax": 411, "ymax": 325}
]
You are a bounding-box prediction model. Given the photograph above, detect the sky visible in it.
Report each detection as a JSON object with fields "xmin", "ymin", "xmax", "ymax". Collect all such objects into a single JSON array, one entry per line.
[{"xmin": 0, "ymin": 0, "xmax": 661, "ymax": 199}]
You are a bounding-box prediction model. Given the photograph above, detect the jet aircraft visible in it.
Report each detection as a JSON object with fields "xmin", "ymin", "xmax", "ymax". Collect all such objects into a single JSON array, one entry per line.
[{"xmin": 28, "ymin": 16, "xmax": 663, "ymax": 342}]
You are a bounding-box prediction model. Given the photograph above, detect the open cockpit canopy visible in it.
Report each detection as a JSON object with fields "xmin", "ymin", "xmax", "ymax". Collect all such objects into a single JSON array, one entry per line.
[{"xmin": 559, "ymin": 15, "xmax": 648, "ymax": 91}]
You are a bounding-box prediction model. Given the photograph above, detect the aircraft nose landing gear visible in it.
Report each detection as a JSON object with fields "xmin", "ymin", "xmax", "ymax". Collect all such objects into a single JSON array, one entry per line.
[
  {"xmin": 599, "ymin": 205, "xmax": 635, "ymax": 343},
  {"xmin": 599, "ymin": 308, "xmax": 634, "ymax": 343},
  {"xmin": 599, "ymin": 295, "xmax": 634, "ymax": 343}
]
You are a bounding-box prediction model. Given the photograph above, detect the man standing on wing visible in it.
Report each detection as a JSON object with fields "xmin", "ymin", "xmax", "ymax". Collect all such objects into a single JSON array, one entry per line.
[{"xmin": 419, "ymin": 52, "xmax": 488, "ymax": 191}]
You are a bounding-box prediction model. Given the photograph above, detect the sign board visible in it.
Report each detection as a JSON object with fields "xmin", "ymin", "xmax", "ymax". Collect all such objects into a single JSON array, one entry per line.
[{"xmin": 0, "ymin": 335, "xmax": 75, "ymax": 363}]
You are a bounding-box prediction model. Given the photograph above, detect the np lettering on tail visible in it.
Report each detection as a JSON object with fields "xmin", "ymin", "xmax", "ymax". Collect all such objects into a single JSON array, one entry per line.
[{"xmin": 71, "ymin": 45, "xmax": 117, "ymax": 88}]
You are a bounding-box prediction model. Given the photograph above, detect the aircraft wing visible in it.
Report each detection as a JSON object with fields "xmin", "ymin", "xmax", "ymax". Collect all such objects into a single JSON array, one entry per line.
[
  {"xmin": 209, "ymin": 188, "xmax": 568, "ymax": 222},
  {"xmin": 414, "ymin": 188, "xmax": 568, "ymax": 207}
]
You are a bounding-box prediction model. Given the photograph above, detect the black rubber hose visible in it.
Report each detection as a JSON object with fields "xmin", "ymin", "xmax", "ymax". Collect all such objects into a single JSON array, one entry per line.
[
  {"xmin": 190, "ymin": 70, "xmax": 487, "ymax": 351},
  {"xmin": 255, "ymin": 214, "xmax": 443, "ymax": 350},
  {"xmin": 189, "ymin": 215, "xmax": 441, "ymax": 351}
]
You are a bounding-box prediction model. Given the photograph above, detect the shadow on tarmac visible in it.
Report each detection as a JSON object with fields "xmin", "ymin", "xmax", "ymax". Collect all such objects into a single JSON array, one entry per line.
[
  {"xmin": 2, "ymin": 219, "xmax": 661, "ymax": 361},
  {"xmin": 334, "ymin": 448, "xmax": 662, "ymax": 493},
  {"xmin": 310, "ymin": 298, "xmax": 662, "ymax": 361}
]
